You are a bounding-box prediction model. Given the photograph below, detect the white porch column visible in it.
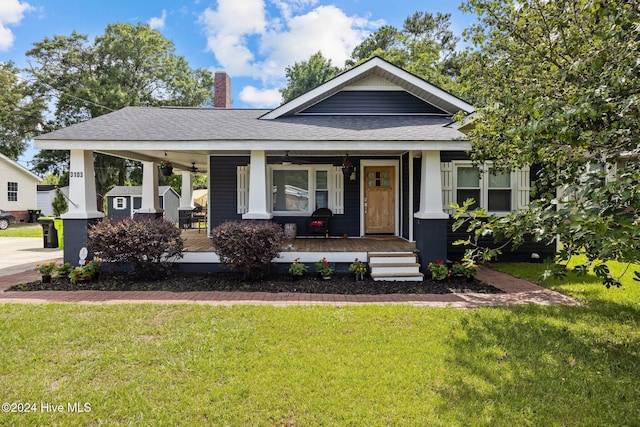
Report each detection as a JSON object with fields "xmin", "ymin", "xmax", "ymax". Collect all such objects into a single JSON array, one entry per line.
[
  {"xmin": 61, "ymin": 149, "xmax": 104, "ymax": 219},
  {"xmin": 137, "ymin": 161, "xmax": 161, "ymax": 214},
  {"xmin": 414, "ymin": 150, "xmax": 449, "ymax": 219},
  {"xmin": 179, "ymin": 171, "xmax": 194, "ymax": 209},
  {"xmin": 242, "ymin": 150, "xmax": 272, "ymax": 219}
]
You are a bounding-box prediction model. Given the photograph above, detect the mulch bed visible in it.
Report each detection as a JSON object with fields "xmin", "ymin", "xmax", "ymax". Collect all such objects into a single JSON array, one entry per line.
[{"xmin": 10, "ymin": 272, "xmax": 503, "ymax": 295}]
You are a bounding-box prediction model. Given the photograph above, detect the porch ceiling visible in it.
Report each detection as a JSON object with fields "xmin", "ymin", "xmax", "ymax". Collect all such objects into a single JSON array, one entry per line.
[{"xmin": 96, "ymin": 149, "xmax": 435, "ymax": 173}]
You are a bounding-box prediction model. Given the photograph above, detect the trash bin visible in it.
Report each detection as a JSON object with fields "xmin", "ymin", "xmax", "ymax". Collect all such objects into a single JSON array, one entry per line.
[
  {"xmin": 38, "ymin": 218, "xmax": 59, "ymax": 248},
  {"xmin": 178, "ymin": 210, "xmax": 193, "ymax": 229},
  {"xmin": 28, "ymin": 209, "xmax": 42, "ymax": 223}
]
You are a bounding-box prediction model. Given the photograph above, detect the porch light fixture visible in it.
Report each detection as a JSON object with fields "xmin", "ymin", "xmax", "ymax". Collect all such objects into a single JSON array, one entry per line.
[{"xmin": 341, "ymin": 153, "xmax": 355, "ymax": 179}]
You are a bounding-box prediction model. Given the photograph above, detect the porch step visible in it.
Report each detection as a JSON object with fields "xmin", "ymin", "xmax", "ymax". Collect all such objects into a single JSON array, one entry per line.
[{"xmin": 368, "ymin": 252, "xmax": 424, "ymax": 282}]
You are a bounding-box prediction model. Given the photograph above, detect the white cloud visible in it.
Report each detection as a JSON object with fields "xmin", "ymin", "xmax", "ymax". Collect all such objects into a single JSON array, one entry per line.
[
  {"xmin": 0, "ymin": 0, "xmax": 33, "ymax": 51},
  {"xmin": 148, "ymin": 10, "xmax": 167, "ymax": 30},
  {"xmin": 198, "ymin": 0, "xmax": 266, "ymax": 75},
  {"xmin": 198, "ymin": 0, "xmax": 382, "ymax": 107},
  {"xmin": 239, "ymin": 86, "xmax": 282, "ymax": 108}
]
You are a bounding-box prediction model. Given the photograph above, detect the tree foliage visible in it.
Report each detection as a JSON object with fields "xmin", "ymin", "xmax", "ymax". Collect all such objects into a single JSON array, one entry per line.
[
  {"xmin": 347, "ymin": 12, "xmax": 462, "ymax": 91},
  {"xmin": 26, "ymin": 23, "xmax": 216, "ymax": 206},
  {"xmin": 457, "ymin": 0, "xmax": 640, "ymax": 286},
  {"xmin": 280, "ymin": 52, "xmax": 341, "ymax": 103},
  {"xmin": 280, "ymin": 11, "xmax": 465, "ymax": 102},
  {"xmin": 0, "ymin": 61, "xmax": 44, "ymax": 159}
]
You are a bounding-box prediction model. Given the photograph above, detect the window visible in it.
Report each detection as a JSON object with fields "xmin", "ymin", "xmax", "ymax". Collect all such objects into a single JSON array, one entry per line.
[
  {"xmin": 271, "ymin": 166, "xmax": 331, "ymax": 215},
  {"xmin": 454, "ymin": 163, "xmax": 513, "ymax": 212},
  {"xmin": 7, "ymin": 182, "xmax": 17, "ymax": 202},
  {"xmin": 114, "ymin": 197, "xmax": 127, "ymax": 210}
]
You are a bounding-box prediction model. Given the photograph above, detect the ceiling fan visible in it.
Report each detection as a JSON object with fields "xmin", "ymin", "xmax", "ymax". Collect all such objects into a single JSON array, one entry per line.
[{"xmin": 189, "ymin": 162, "xmax": 198, "ymax": 173}]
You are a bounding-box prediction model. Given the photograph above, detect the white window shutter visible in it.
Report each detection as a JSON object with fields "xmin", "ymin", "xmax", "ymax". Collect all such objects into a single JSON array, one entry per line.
[
  {"xmin": 329, "ymin": 166, "xmax": 344, "ymax": 214},
  {"xmin": 515, "ymin": 166, "xmax": 530, "ymax": 209},
  {"xmin": 237, "ymin": 165, "xmax": 249, "ymax": 214},
  {"xmin": 441, "ymin": 162, "xmax": 454, "ymax": 215}
]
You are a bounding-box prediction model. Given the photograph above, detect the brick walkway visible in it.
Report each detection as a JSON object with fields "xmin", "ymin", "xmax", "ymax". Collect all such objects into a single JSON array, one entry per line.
[{"xmin": 0, "ymin": 266, "xmax": 580, "ymax": 308}]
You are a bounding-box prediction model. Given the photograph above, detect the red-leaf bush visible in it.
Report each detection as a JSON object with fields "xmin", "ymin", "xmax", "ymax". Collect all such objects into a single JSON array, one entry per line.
[
  {"xmin": 211, "ymin": 220, "xmax": 284, "ymax": 280},
  {"xmin": 88, "ymin": 217, "xmax": 184, "ymax": 278}
]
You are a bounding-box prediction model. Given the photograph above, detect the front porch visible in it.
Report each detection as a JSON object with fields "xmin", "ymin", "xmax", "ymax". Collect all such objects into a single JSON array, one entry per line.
[
  {"xmin": 178, "ymin": 229, "xmax": 421, "ymax": 279},
  {"xmin": 180, "ymin": 229, "xmax": 417, "ymax": 253}
]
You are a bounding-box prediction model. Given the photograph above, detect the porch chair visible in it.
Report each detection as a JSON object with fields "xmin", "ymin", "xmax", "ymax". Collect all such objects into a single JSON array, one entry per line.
[{"xmin": 306, "ymin": 207, "xmax": 332, "ymax": 238}]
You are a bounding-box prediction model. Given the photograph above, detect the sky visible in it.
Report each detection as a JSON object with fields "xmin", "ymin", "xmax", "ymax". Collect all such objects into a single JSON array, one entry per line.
[{"xmin": 0, "ymin": 0, "xmax": 477, "ymax": 168}]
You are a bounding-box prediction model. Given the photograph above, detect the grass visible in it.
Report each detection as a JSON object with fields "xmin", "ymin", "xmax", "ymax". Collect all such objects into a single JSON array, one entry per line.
[
  {"xmin": 0, "ymin": 223, "xmax": 42, "ymax": 238},
  {"xmin": 0, "ymin": 263, "xmax": 639, "ymax": 425}
]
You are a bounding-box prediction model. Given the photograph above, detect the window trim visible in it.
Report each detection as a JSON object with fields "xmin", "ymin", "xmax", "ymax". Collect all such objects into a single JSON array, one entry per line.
[
  {"xmin": 113, "ymin": 196, "xmax": 127, "ymax": 210},
  {"xmin": 453, "ymin": 161, "xmax": 515, "ymax": 214},
  {"xmin": 7, "ymin": 182, "xmax": 18, "ymax": 202},
  {"xmin": 268, "ymin": 164, "xmax": 333, "ymax": 216}
]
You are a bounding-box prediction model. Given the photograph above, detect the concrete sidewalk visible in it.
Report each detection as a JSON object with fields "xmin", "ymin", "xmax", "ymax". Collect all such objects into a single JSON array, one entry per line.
[{"xmin": 0, "ymin": 237, "xmax": 63, "ymax": 277}]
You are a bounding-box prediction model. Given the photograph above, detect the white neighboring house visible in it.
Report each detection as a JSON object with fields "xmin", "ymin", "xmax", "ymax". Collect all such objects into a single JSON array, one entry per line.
[
  {"xmin": 0, "ymin": 153, "xmax": 42, "ymax": 223},
  {"xmin": 37, "ymin": 185, "xmax": 70, "ymax": 217}
]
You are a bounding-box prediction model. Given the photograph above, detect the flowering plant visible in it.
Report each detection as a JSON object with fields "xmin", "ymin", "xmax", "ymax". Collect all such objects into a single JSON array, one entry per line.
[
  {"xmin": 34, "ymin": 261, "xmax": 57, "ymax": 276},
  {"xmin": 159, "ymin": 161, "xmax": 172, "ymax": 168},
  {"xmin": 428, "ymin": 259, "xmax": 449, "ymax": 280},
  {"xmin": 348, "ymin": 258, "xmax": 367, "ymax": 275},
  {"xmin": 315, "ymin": 257, "xmax": 334, "ymax": 277},
  {"xmin": 342, "ymin": 156, "xmax": 353, "ymax": 167},
  {"xmin": 69, "ymin": 257, "xmax": 102, "ymax": 284},
  {"xmin": 288, "ymin": 258, "xmax": 308, "ymax": 277},
  {"xmin": 452, "ymin": 261, "xmax": 478, "ymax": 278},
  {"xmin": 56, "ymin": 261, "xmax": 73, "ymax": 277},
  {"xmin": 69, "ymin": 266, "xmax": 90, "ymax": 284}
]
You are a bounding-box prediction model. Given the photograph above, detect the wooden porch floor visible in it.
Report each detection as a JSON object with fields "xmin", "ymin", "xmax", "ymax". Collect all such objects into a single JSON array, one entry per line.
[{"xmin": 181, "ymin": 229, "xmax": 417, "ymax": 253}]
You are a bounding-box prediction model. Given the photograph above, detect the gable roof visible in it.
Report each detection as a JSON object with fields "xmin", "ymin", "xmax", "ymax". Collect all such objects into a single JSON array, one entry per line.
[
  {"xmin": 105, "ymin": 186, "xmax": 177, "ymax": 197},
  {"xmin": 261, "ymin": 56, "xmax": 474, "ymax": 119},
  {"xmin": 0, "ymin": 152, "xmax": 41, "ymax": 182}
]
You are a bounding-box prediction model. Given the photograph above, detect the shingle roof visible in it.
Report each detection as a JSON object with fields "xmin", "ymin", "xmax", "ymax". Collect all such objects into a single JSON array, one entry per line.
[
  {"xmin": 36, "ymin": 106, "xmax": 466, "ymax": 142},
  {"xmin": 105, "ymin": 185, "xmax": 175, "ymax": 197}
]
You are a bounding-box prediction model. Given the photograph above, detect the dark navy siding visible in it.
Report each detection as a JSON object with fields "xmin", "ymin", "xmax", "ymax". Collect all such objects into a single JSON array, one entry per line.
[
  {"xmin": 302, "ymin": 91, "xmax": 448, "ymax": 115},
  {"xmin": 446, "ymin": 219, "xmax": 555, "ymax": 262},
  {"xmin": 107, "ymin": 196, "xmax": 132, "ymax": 220},
  {"xmin": 209, "ymin": 156, "xmax": 247, "ymax": 228}
]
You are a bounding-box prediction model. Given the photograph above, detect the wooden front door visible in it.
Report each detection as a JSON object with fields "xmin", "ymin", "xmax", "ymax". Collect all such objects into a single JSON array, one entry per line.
[{"xmin": 364, "ymin": 166, "xmax": 395, "ymax": 234}]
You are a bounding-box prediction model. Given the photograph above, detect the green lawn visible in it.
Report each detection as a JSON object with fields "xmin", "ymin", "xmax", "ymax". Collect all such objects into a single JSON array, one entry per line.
[
  {"xmin": 0, "ymin": 223, "xmax": 42, "ymax": 238},
  {"xmin": 1, "ymin": 266, "xmax": 639, "ymax": 425}
]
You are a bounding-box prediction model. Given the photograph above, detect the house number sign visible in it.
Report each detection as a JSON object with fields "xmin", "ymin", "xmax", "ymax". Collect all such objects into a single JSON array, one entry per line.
[{"xmin": 69, "ymin": 171, "xmax": 84, "ymax": 178}]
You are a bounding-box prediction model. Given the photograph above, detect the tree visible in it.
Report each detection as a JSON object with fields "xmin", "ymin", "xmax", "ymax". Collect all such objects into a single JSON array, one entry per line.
[
  {"xmin": 280, "ymin": 52, "xmax": 341, "ymax": 103},
  {"xmin": 346, "ymin": 12, "xmax": 462, "ymax": 91},
  {"xmin": 0, "ymin": 61, "xmax": 44, "ymax": 160},
  {"xmin": 26, "ymin": 23, "xmax": 216, "ymax": 208},
  {"xmin": 456, "ymin": 0, "xmax": 640, "ymax": 286}
]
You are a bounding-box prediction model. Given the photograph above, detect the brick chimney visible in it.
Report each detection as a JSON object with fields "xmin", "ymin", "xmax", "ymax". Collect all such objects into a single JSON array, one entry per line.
[{"xmin": 214, "ymin": 72, "xmax": 231, "ymax": 108}]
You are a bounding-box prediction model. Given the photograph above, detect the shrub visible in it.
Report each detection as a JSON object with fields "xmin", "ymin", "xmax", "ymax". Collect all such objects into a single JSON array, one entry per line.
[
  {"xmin": 88, "ymin": 217, "xmax": 184, "ymax": 278},
  {"xmin": 52, "ymin": 189, "xmax": 68, "ymax": 217},
  {"xmin": 212, "ymin": 220, "xmax": 284, "ymax": 280}
]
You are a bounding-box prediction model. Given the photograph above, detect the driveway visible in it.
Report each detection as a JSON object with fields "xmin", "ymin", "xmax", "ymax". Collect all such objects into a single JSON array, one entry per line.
[{"xmin": 0, "ymin": 237, "xmax": 63, "ymax": 277}]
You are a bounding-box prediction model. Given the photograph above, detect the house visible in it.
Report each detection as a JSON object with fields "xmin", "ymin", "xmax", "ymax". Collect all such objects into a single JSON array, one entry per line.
[
  {"xmin": 105, "ymin": 186, "xmax": 180, "ymax": 224},
  {"xmin": 0, "ymin": 152, "xmax": 42, "ymax": 223},
  {"xmin": 34, "ymin": 58, "xmax": 553, "ymax": 274},
  {"xmin": 192, "ymin": 189, "xmax": 208, "ymax": 209},
  {"xmin": 37, "ymin": 185, "xmax": 70, "ymax": 217}
]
